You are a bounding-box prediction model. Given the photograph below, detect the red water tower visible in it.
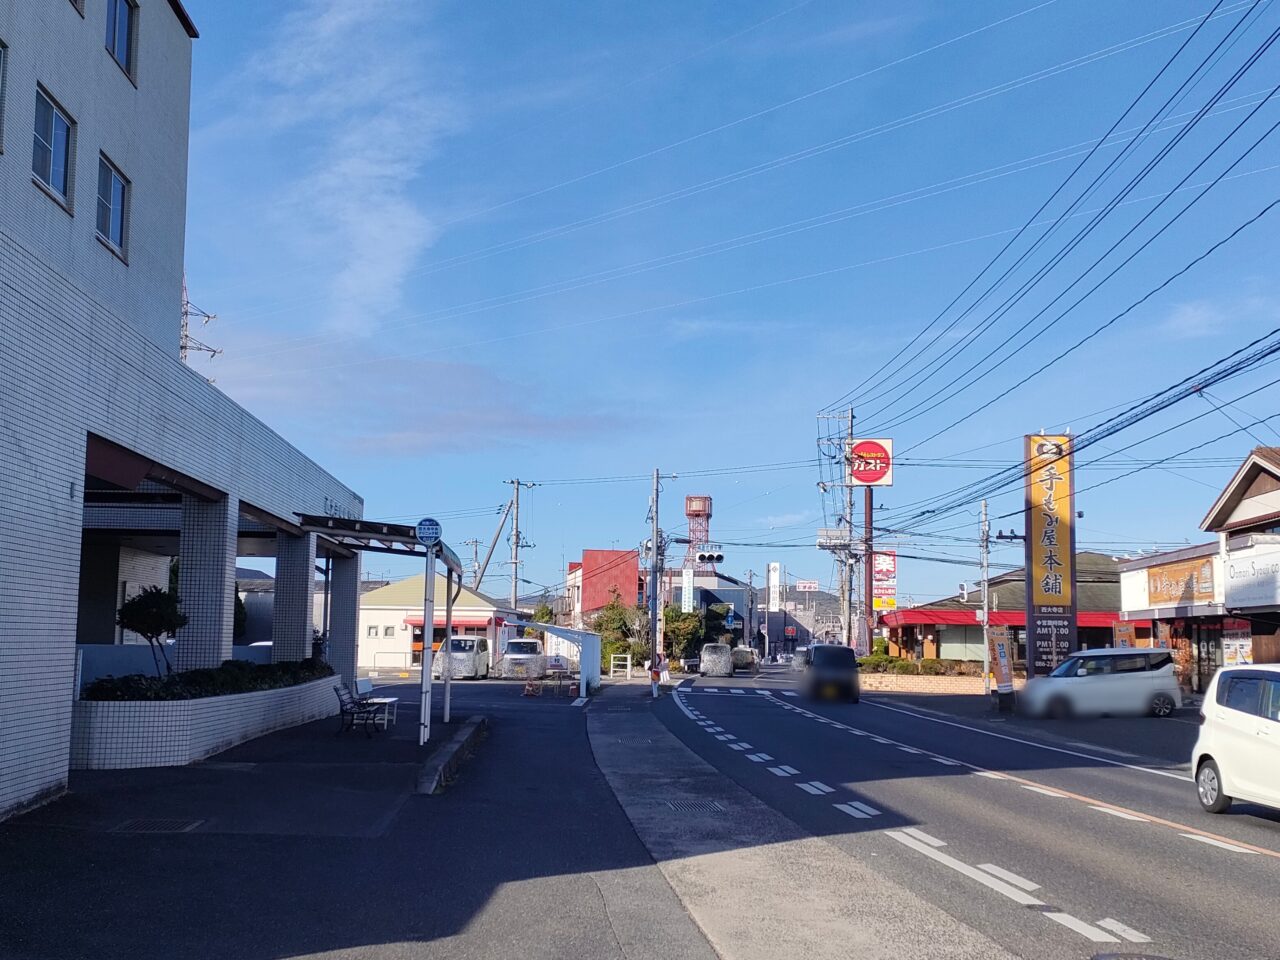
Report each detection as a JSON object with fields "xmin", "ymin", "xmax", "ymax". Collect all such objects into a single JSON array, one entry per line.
[{"xmin": 685, "ymin": 495, "xmax": 713, "ymax": 571}]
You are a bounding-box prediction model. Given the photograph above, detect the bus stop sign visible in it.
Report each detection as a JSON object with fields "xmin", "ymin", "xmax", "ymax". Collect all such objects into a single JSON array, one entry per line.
[{"xmin": 416, "ymin": 517, "xmax": 442, "ymax": 546}]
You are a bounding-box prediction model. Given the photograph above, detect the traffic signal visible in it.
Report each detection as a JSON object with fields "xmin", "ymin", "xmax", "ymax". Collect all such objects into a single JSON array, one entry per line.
[{"xmin": 696, "ymin": 549, "xmax": 724, "ymax": 564}]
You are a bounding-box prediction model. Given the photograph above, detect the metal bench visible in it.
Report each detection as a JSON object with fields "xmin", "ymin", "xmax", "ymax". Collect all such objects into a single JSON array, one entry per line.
[{"xmin": 334, "ymin": 683, "xmax": 387, "ymax": 736}]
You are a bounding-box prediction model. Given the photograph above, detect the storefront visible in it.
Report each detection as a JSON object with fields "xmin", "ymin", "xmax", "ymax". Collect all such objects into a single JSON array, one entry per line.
[
  {"xmin": 1201, "ymin": 447, "xmax": 1280, "ymax": 669},
  {"xmin": 1119, "ymin": 544, "xmax": 1238, "ymax": 694}
]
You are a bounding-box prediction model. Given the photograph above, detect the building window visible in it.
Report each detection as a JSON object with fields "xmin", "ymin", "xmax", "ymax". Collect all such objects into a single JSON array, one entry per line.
[
  {"xmin": 366, "ymin": 625, "xmax": 378, "ymax": 638},
  {"xmin": 0, "ymin": 43, "xmax": 7, "ymax": 152},
  {"xmin": 383, "ymin": 625, "xmax": 395, "ymax": 638},
  {"xmin": 32, "ymin": 89, "xmax": 73, "ymax": 201},
  {"xmin": 106, "ymin": 0, "xmax": 137, "ymax": 76},
  {"xmin": 96, "ymin": 155, "xmax": 128, "ymax": 253}
]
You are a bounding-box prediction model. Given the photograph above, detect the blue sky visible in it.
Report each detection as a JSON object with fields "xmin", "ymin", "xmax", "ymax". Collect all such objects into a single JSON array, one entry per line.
[{"xmin": 182, "ymin": 0, "xmax": 1280, "ymax": 603}]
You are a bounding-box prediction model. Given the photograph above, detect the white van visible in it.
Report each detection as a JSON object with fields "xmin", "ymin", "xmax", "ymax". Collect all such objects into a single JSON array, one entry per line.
[
  {"xmin": 431, "ymin": 635, "xmax": 490, "ymax": 679},
  {"xmin": 499, "ymin": 638, "xmax": 546, "ymax": 679},
  {"xmin": 1021, "ymin": 648, "xmax": 1181, "ymax": 719},
  {"xmin": 1192, "ymin": 664, "xmax": 1280, "ymax": 814}
]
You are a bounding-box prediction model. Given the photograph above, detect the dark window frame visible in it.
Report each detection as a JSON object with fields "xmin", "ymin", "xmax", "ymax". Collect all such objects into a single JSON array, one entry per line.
[
  {"xmin": 95, "ymin": 153, "xmax": 129, "ymax": 258},
  {"xmin": 105, "ymin": 0, "xmax": 139, "ymax": 80},
  {"xmin": 32, "ymin": 86, "xmax": 75, "ymax": 207}
]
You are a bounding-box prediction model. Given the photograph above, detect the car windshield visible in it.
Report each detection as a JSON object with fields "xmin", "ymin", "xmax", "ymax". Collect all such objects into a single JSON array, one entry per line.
[
  {"xmin": 450, "ymin": 638, "xmax": 475, "ymax": 652},
  {"xmin": 506, "ymin": 641, "xmax": 540, "ymax": 656},
  {"xmin": 810, "ymin": 645, "xmax": 857, "ymax": 669},
  {"xmin": 1048, "ymin": 657, "xmax": 1082, "ymax": 678}
]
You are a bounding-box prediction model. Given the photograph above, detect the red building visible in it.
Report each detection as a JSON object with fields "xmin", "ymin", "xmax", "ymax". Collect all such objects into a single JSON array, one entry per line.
[{"xmin": 566, "ymin": 549, "xmax": 642, "ymax": 628}]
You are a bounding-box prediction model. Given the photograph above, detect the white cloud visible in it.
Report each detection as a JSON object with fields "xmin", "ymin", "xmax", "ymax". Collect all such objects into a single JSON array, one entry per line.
[
  {"xmin": 213, "ymin": 0, "xmax": 457, "ymax": 334},
  {"xmin": 1160, "ymin": 300, "xmax": 1227, "ymax": 340}
]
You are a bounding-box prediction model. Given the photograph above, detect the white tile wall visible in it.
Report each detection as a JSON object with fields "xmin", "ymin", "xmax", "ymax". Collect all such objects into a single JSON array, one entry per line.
[
  {"xmin": 0, "ymin": 3, "xmax": 364, "ymax": 818},
  {"xmin": 70, "ymin": 677, "xmax": 340, "ymax": 769}
]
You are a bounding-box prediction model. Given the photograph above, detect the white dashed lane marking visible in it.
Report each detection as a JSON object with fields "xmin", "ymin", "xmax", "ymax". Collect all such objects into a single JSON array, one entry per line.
[
  {"xmin": 1180, "ymin": 833, "xmax": 1258, "ymax": 854},
  {"xmin": 1021, "ymin": 785, "xmax": 1068, "ymax": 798},
  {"xmin": 900, "ymin": 827, "xmax": 946, "ymax": 848},
  {"xmin": 976, "ymin": 863, "xmax": 1041, "ymax": 892},
  {"xmin": 1090, "ymin": 806, "xmax": 1149, "ymax": 822},
  {"xmin": 796, "ymin": 781, "xmax": 835, "ymax": 795},
  {"xmin": 930, "ymin": 757, "xmax": 961, "ymax": 766},
  {"xmin": 767, "ymin": 765, "xmax": 800, "ymax": 777},
  {"xmin": 731, "ymin": 689, "xmax": 745, "ymax": 695},
  {"xmin": 1097, "ymin": 918, "xmax": 1152, "ymax": 943},
  {"xmin": 1044, "ymin": 913, "xmax": 1119, "ymax": 943},
  {"xmin": 897, "ymin": 746, "xmax": 923, "ymax": 754},
  {"xmin": 715, "ymin": 734, "xmax": 736, "ymax": 741},
  {"xmin": 745, "ymin": 753, "xmax": 773, "ymax": 762},
  {"xmin": 780, "ymin": 691, "xmax": 798, "ymax": 697},
  {"xmin": 974, "ymin": 771, "xmax": 1008, "ymax": 780},
  {"xmin": 835, "ymin": 802, "xmax": 871, "ymax": 819},
  {"xmin": 886, "ymin": 831, "xmax": 1041, "ymax": 906}
]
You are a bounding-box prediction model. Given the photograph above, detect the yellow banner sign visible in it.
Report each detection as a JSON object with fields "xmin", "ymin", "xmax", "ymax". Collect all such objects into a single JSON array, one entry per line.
[
  {"xmin": 1026, "ymin": 435, "xmax": 1075, "ymax": 606},
  {"xmin": 1146, "ymin": 557, "xmax": 1214, "ymax": 606},
  {"xmin": 987, "ymin": 624, "xmax": 1014, "ymax": 694}
]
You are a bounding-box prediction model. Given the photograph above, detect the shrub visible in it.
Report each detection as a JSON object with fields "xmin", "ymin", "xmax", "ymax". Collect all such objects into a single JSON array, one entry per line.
[
  {"xmin": 82, "ymin": 657, "xmax": 334, "ymax": 701},
  {"xmin": 888, "ymin": 659, "xmax": 919, "ymax": 675},
  {"xmin": 918, "ymin": 658, "xmax": 946, "ymax": 676},
  {"xmin": 953, "ymin": 660, "xmax": 982, "ymax": 677},
  {"xmin": 858, "ymin": 653, "xmax": 895, "ymax": 673}
]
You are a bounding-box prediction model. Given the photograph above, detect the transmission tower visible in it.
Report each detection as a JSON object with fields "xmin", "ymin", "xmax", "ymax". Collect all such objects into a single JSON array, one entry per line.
[{"xmin": 180, "ymin": 275, "xmax": 222, "ymax": 365}]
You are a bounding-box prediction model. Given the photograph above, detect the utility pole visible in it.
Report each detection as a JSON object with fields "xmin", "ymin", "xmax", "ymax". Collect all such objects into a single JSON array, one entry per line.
[
  {"xmin": 506, "ymin": 480, "xmax": 535, "ymax": 609},
  {"xmin": 649, "ymin": 469, "xmax": 662, "ymax": 660},
  {"xmin": 744, "ymin": 569, "xmax": 757, "ymax": 656},
  {"xmin": 981, "ymin": 498, "xmax": 991, "ymax": 696},
  {"xmin": 864, "ymin": 485, "xmax": 874, "ymax": 648},
  {"xmin": 846, "ymin": 407, "xmax": 857, "ymax": 650},
  {"xmin": 462, "ymin": 538, "xmax": 481, "ymax": 584}
]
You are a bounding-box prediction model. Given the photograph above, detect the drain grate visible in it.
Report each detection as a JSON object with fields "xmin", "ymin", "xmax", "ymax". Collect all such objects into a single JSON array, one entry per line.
[
  {"xmin": 665, "ymin": 800, "xmax": 725, "ymax": 814},
  {"xmin": 616, "ymin": 737, "xmax": 653, "ymax": 744},
  {"xmin": 111, "ymin": 818, "xmax": 204, "ymax": 834}
]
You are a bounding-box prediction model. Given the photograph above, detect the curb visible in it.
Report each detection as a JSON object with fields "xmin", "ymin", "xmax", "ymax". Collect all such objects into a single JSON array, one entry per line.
[{"xmin": 416, "ymin": 715, "xmax": 488, "ymax": 794}]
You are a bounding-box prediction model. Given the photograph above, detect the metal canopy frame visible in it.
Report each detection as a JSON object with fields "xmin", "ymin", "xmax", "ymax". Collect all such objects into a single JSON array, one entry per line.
[{"xmin": 295, "ymin": 514, "xmax": 463, "ymax": 573}]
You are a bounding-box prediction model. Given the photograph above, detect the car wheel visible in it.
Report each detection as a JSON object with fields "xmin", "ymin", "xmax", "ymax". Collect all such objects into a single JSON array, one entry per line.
[
  {"xmin": 1196, "ymin": 759, "xmax": 1232, "ymax": 814},
  {"xmin": 1047, "ymin": 695, "xmax": 1072, "ymax": 720},
  {"xmin": 1150, "ymin": 692, "xmax": 1176, "ymax": 718}
]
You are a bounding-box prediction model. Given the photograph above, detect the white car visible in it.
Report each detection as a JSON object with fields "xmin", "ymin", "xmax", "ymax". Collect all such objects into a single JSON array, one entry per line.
[
  {"xmin": 1021, "ymin": 648, "xmax": 1182, "ymax": 719},
  {"xmin": 1192, "ymin": 664, "xmax": 1280, "ymax": 814},
  {"xmin": 431, "ymin": 635, "xmax": 490, "ymax": 679}
]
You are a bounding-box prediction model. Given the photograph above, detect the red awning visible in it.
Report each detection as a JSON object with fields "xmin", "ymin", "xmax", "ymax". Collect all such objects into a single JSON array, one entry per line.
[
  {"xmin": 403, "ymin": 615, "xmax": 497, "ymax": 628},
  {"xmin": 881, "ymin": 609, "xmax": 1150, "ymax": 629}
]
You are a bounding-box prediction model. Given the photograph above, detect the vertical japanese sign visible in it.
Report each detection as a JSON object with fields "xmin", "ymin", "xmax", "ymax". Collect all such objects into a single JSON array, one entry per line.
[
  {"xmin": 987, "ymin": 624, "xmax": 1014, "ymax": 694},
  {"xmin": 767, "ymin": 562, "xmax": 782, "ymax": 613},
  {"xmin": 1024, "ymin": 435, "xmax": 1078, "ymax": 677},
  {"xmin": 681, "ymin": 567, "xmax": 695, "ymax": 614},
  {"xmin": 872, "ymin": 551, "xmax": 897, "ymax": 611}
]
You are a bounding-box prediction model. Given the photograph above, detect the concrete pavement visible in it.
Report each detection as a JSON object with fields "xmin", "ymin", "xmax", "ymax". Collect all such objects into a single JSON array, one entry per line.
[
  {"xmin": 660, "ymin": 669, "xmax": 1280, "ymax": 959},
  {"xmin": 590, "ymin": 682, "xmax": 1017, "ymax": 960},
  {"xmin": 0, "ymin": 679, "xmax": 715, "ymax": 960}
]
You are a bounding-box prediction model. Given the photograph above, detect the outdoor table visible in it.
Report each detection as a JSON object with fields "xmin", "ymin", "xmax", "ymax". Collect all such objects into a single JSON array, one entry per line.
[{"xmin": 365, "ymin": 697, "xmax": 399, "ymax": 728}]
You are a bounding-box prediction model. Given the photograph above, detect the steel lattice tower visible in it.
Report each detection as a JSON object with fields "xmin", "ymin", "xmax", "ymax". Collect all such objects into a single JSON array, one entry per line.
[{"xmin": 684, "ymin": 495, "xmax": 713, "ymax": 571}]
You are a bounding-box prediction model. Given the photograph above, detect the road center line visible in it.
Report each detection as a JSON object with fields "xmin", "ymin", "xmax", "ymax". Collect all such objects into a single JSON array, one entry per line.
[
  {"xmin": 1021, "ymin": 785, "xmax": 1067, "ymax": 798},
  {"xmin": 976, "ymin": 863, "xmax": 1041, "ymax": 891},
  {"xmin": 1044, "ymin": 913, "xmax": 1119, "ymax": 943},
  {"xmin": 1180, "ymin": 833, "xmax": 1259, "ymax": 854},
  {"xmin": 1089, "ymin": 805, "xmax": 1149, "ymax": 822},
  {"xmin": 1097, "ymin": 918, "xmax": 1152, "ymax": 943}
]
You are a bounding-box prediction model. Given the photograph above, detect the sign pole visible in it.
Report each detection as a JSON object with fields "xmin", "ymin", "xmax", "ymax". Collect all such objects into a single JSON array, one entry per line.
[
  {"xmin": 443, "ymin": 568, "xmax": 454, "ymax": 725},
  {"xmin": 415, "ymin": 517, "xmax": 443, "ymax": 746},
  {"xmin": 419, "ymin": 549, "xmax": 436, "ymax": 746}
]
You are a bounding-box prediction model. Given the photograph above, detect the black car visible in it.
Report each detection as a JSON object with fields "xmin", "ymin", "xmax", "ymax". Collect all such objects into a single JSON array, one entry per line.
[{"xmin": 803, "ymin": 644, "xmax": 861, "ymax": 703}]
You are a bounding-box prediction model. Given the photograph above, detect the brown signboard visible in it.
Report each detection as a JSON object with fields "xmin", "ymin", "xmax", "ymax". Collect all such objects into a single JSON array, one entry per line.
[
  {"xmin": 1024, "ymin": 435, "xmax": 1078, "ymax": 677},
  {"xmin": 1112, "ymin": 621, "xmax": 1136, "ymax": 648},
  {"xmin": 1146, "ymin": 557, "xmax": 1215, "ymax": 606}
]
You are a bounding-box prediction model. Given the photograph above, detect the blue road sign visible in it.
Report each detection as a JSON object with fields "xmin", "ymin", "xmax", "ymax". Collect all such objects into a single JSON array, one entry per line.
[{"xmin": 416, "ymin": 517, "xmax": 442, "ymax": 546}]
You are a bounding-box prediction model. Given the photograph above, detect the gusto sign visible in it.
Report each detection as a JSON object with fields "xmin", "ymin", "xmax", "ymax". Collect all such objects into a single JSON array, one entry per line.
[{"xmin": 846, "ymin": 439, "xmax": 894, "ymax": 487}]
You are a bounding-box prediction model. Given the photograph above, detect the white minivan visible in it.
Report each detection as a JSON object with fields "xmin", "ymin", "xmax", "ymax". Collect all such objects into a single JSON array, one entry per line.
[
  {"xmin": 1192, "ymin": 664, "xmax": 1280, "ymax": 814},
  {"xmin": 1021, "ymin": 648, "xmax": 1182, "ymax": 719}
]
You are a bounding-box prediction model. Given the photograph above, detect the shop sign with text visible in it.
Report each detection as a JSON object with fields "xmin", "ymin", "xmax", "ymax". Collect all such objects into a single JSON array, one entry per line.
[
  {"xmin": 1147, "ymin": 557, "xmax": 1215, "ymax": 606},
  {"xmin": 872, "ymin": 550, "xmax": 897, "ymax": 611},
  {"xmin": 846, "ymin": 439, "xmax": 894, "ymax": 487},
  {"xmin": 1024, "ymin": 435, "xmax": 1078, "ymax": 677}
]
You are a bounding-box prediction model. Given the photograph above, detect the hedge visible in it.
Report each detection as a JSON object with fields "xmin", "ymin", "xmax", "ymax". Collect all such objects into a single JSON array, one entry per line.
[{"xmin": 82, "ymin": 657, "xmax": 335, "ymax": 701}]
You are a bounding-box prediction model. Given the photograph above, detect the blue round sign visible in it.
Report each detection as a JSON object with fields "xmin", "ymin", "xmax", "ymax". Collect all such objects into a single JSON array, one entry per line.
[{"xmin": 415, "ymin": 517, "xmax": 442, "ymax": 546}]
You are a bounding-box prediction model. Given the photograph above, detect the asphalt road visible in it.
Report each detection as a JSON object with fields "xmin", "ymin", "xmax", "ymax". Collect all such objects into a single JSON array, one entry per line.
[{"xmin": 656, "ymin": 665, "xmax": 1280, "ymax": 960}]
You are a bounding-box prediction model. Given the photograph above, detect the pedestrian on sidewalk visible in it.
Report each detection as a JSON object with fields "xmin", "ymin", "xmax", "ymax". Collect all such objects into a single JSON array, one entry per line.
[{"xmin": 650, "ymin": 649, "xmax": 665, "ymax": 699}]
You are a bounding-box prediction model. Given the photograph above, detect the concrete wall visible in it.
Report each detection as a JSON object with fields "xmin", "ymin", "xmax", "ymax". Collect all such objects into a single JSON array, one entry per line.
[{"xmin": 70, "ymin": 676, "xmax": 338, "ymax": 769}]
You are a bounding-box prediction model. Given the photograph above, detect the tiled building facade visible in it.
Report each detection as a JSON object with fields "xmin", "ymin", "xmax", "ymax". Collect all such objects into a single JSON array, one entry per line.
[{"xmin": 0, "ymin": 2, "xmax": 363, "ymax": 818}]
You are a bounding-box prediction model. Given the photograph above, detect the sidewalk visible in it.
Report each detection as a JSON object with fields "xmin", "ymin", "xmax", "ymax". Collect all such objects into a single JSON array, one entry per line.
[
  {"xmin": 0, "ymin": 683, "xmax": 715, "ymax": 960},
  {"xmin": 588, "ymin": 683, "xmax": 1015, "ymax": 960}
]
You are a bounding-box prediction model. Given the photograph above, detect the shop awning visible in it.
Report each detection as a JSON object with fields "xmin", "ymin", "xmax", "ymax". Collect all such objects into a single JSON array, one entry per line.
[
  {"xmin": 403, "ymin": 615, "xmax": 497, "ymax": 629},
  {"xmin": 881, "ymin": 609, "xmax": 1150, "ymax": 629}
]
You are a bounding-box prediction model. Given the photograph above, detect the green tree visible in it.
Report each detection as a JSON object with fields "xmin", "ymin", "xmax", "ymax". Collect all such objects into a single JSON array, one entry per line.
[
  {"xmin": 117, "ymin": 586, "xmax": 188, "ymax": 677},
  {"xmin": 590, "ymin": 590, "xmax": 634, "ymax": 644},
  {"xmin": 526, "ymin": 600, "xmax": 555, "ymax": 637},
  {"xmin": 663, "ymin": 605, "xmax": 703, "ymax": 660},
  {"xmin": 704, "ymin": 603, "xmax": 733, "ymax": 645}
]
